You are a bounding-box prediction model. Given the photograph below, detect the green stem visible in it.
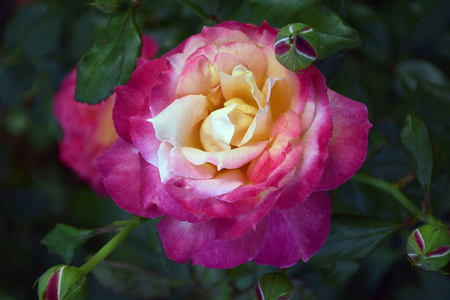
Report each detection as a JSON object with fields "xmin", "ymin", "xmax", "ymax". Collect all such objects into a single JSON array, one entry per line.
[
  {"xmin": 79, "ymin": 215, "xmax": 142, "ymax": 274},
  {"xmin": 352, "ymin": 174, "xmax": 438, "ymax": 225}
]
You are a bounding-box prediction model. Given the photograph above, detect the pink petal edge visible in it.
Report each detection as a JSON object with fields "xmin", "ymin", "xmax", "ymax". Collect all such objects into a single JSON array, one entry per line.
[{"xmin": 254, "ymin": 191, "xmax": 331, "ymax": 267}]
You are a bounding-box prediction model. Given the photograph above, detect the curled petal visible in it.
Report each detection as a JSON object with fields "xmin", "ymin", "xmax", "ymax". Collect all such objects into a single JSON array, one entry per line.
[
  {"xmin": 199, "ymin": 104, "xmax": 235, "ymax": 152},
  {"xmin": 139, "ymin": 156, "xmax": 210, "ymax": 223},
  {"xmin": 167, "ymin": 147, "xmax": 217, "ymax": 180},
  {"xmin": 168, "ymin": 169, "xmax": 246, "ymax": 200},
  {"xmin": 181, "ymin": 140, "xmax": 268, "ymax": 171}
]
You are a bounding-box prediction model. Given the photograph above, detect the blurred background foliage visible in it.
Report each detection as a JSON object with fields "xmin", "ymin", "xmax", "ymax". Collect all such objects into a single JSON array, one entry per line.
[{"xmin": 1, "ymin": 0, "xmax": 450, "ymax": 299}]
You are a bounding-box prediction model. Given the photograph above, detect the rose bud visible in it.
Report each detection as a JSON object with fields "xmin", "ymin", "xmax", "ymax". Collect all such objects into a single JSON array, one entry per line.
[
  {"xmin": 37, "ymin": 265, "xmax": 87, "ymax": 300},
  {"xmin": 54, "ymin": 35, "xmax": 158, "ymax": 196},
  {"xmin": 407, "ymin": 224, "xmax": 450, "ymax": 272},
  {"xmin": 255, "ymin": 272, "xmax": 293, "ymax": 300}
]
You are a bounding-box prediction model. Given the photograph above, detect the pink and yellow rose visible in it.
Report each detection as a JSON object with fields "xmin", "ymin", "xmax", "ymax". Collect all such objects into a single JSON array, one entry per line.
[
  {"xmin": 98, "ymin": 21, "xmax": 372, "ymax": 268},
  {"xmin": 54, "ymin": 36, "xmax": 158, "ymax": 195}
]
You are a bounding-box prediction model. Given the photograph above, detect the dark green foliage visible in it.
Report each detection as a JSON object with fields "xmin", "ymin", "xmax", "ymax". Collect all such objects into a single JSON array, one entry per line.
[
  {"xmin": 400, "ymin": 112, "xmax": 434, "ymax": 192},
  {"xmin": 311, "ymin": 215, "xmax": 399, "ymax": 263},
  {"xmin": 75, "ymin": 9, "xmax": 142, "ymax": 104},
  {"xmin": 41, "ymin": 224, "xmax": 95, "ymax": 264},
  {"xmin": 91, "ymin": 260, "xmax": 173, "ymax": 298}
]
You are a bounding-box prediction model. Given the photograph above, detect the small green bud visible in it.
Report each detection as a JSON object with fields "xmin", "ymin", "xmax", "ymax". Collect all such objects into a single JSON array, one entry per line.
[
  {"xmin": 37, "ymin": 265, "xmax": 87, "ymax": 300},
  {"xmin": 407, "ymin": 224, "xmax": 450, "ymax": 272},
  {"xmin": 274, "ymin": 23, "xmax": 321, "ymax": 72},
  {"xmin": 255, "ymin": 272, "xmax": 293, "ymax": 300}
]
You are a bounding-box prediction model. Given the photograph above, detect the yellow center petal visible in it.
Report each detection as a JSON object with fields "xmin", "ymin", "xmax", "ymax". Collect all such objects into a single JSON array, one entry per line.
[
  {"xmin": 198, "ymin": 65, "xmax": 282, "ymax": 153},
  {"xmin": 224, "ymin": 98, "xmax": 257, "ymax": 146}
]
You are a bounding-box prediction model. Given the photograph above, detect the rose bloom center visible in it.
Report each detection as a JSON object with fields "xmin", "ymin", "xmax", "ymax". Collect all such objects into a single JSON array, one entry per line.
[{"xmin": 199, "ymin": 65, "xmax": 276, "ymax": 155}]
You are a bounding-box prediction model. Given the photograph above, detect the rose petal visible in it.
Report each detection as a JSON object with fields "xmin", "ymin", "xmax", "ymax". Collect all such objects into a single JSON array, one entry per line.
[
  {"xmin": 165, "ymin": 180, "xmax": 260, "ymax": 219},
  {"xmin": 214, "ymin": 187, "xmax": 282, "ymax": 241},
  {"xmin": 149, "ymin": 94, "xmax": 208, "ymax": 147},
  {"xmin": 213, "ymin": 51, "xmax": 249, "ymax": 76},
  {"xmin": 97, "ymin": 138, "xmax": 161, "ymax": 218},
  {"xmin": 114, "ymin": 57, "xmax": 167, "ymax": 142},
  {"xmin": 315, "ymin": 89, "xmax": 372, "ymax": 190},
  {"xmin": 274, "ymin": 67, "xmax": 333, "ymax": 210},
  {"xmin": 181, "ymin": 140, "xmax": 268, "ymax": 171},
  {"xmin": 253, "ymin": 191, "xmax": 331, "ymax": 267},
  {"xmin": 176, "ymin": 55, "xmax": 215, "ymax": 98},
  {"xmin": 220, "ymin": 65, "xmax": 265, "ymax": 107},
  {"xmin": 215, "ymin": 21, "xmax": 278, "ymax": 48},
  {"xmin": 261, "ymin": 47, "xmax": 302, "ymax": 117},
  {"xmin": 157, "ymin": 141, "xmax": 217, "ymax": 184},
  {"xmin": 168, "ymin": 169, "xmax": 246, "ymax": 199},
  {"xmin": 130, "ymin": 115, "xmax": 160, "ymax": 166},
  {"xmin": 199, "ymin": 104, "xmax": 235, "ymax": 152},
  {"xmin": 157, "ymin": 214, "xmax": 267, "ymax": 268},
  {"xmin": 55, "ymin": 68, "xmax": 117, "ymax": 195},
  {"xmin": 167, "ymin": 146, "xmax": 217, "ymax": 180},
  {"xmin": 239, "ymin": 97, "xmax": 272, "ymax": 147},
  {"xmin": 219, "ymin": 42, "xmax": 268, "ymax": 86},
  {"xmin": 200, "ymin": 26, "xmax": 252, "ymax": 47},
  {"xmin": 248, "ymin": 110, "xmax": 301, "ymax": 183},
  {"xmin": 147, "ymin": 60, "xmax": 182, "ymax": 118},
  {"xmin": 139, "ymin": 156, "xmax": 210, "ymax": 223},
  {"xmin": 141, "ymin": 35, "xmax": 159, "ymax": 59}
]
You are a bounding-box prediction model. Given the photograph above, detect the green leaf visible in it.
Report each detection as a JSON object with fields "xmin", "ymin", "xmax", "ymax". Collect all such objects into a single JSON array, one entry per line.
[
  {"xmin": 256, "ymin": 272, "xmax": 293, "ymax": 300},
  {"xmin": 88, "ymin": 0, "xmax": 122, "ymax": 14},
  {"xmin": 232, "ymin": 0, "xmax": 362, "ymax": 58},
  {"xmin": 396, "ymin": 60, "xmax": 450, "ymax": 95},
  {"xmin": 75, "ymin": 9, "xmax": 142, "ymax": 104},
  {"xmin": 91, "ymin": 260, "xmax": 173, "ymax": 298},
  {"xmin": 310, "ymin": 214, "xmax": 399, "ymax": 264},
  {"xmin": 41, "ymin": 224, "xmax": 94, "ymax": 264},
  {"xmin": 400, "ymin": 112, "xmax": 434, "ymax": 191},
  {"xmin": 315, "ymin": 260, "xmax": 359, "ymax": 287}
]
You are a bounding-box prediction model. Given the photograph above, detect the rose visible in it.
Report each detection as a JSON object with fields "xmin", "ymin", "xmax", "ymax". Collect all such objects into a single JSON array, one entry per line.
[
  {"xmin": 54, "ymin": 36, "xmax": 158, "ymax": 195},
  {"xmin": 98, "ymin": 21, "xmax": 371, "ymax": 268}
]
